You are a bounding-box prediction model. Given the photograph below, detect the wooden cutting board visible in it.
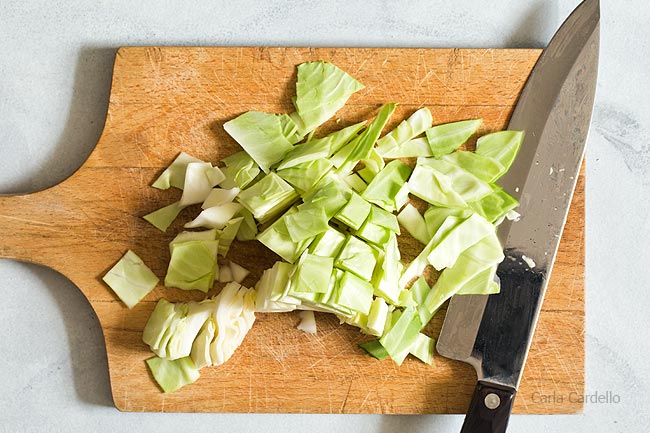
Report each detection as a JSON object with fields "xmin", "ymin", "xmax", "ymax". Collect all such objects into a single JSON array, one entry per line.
[{"xmin": 0, "ymin": 47, "xmax": 584, "ymax": 414}]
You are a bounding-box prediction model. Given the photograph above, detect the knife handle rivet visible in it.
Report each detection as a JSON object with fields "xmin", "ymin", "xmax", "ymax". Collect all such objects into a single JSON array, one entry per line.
[{"xmin": 484, "ymin": 393, "xmax": 501, "ymax": 410}]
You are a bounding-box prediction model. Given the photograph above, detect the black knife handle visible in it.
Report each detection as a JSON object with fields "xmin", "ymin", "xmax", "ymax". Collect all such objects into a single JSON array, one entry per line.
[{"xmin": 460, "ymin": 382, "xmax": 516, "ymax": 433}]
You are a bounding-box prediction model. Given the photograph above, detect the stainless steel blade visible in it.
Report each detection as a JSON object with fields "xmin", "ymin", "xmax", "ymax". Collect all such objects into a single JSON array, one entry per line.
[{"xmin": 436, "ymin": 0, "xmax": 599, "ymax": 390}]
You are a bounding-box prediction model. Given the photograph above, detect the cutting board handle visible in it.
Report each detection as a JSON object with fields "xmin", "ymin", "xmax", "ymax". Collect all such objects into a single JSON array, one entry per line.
[{"xmin": 0, "ymin": 186, "xmax": 84, "ymax": 273}]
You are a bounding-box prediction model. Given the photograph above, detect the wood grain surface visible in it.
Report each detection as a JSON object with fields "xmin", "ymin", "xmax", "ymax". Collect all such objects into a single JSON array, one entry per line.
[{"xmin": 0, "ymin": 47, "xmax": 584, "ymax": 414}]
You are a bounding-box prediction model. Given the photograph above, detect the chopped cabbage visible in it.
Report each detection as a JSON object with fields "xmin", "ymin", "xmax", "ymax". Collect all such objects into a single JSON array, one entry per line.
[
  {"xmin": 143, "ymin": 201, "xmax": 186, "ymax": 232},
  {"xmin": 102, "ymin": 250, "xmax": 159, "ymax": 308},
  {"xmin": 425, "ymin": 119, "xmax": 482, "ymax": 158},
  {"xmin": 152, "ymin": 152, "xmax": 202, "ymax": 190}
]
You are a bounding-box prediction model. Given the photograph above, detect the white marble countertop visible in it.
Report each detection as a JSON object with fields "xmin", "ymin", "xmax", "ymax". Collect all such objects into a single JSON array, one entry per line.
[{"xmin": 1, "ymin": 1, "xmax": 648, "ymax": 431}]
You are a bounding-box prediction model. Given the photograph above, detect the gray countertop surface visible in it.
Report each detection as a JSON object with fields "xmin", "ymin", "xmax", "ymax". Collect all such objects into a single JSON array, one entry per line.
[{"xmin": 1, "ymin": 1, "xmax": 648, "ymax": 432}]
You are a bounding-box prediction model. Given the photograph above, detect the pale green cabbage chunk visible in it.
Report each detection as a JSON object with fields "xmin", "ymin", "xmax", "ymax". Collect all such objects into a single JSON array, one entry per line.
[
  {"xmin": 442, "ymin": 151, "xmax": 505, "ymax": 183},
  {"xmin": 426, "ymin": 213, "xmax": 494, "ymax": 271},
  {"xmin": 152, "ymin": 152, "xmax": 202, "ymax": 190},
  {"xmin": 184, "ymin": 202, "xmax": 243, "ymax": 229},
  {"xmin": 276, "ymin": 158, "xmax": 333, "ymax": 194},
  {"xmin": 336, "ymin": 103, "xmax": 397, "ymax": 174},
  {"xmin": 284, "ymin": 207, "xmax": 330, "ymax": 243},
  {"xmin": 143, "ymin": 201, "xmax": 186, "ymax": 232},
  {"xmin": 217, "ymin": 217, "xmax": 243, "ymax": 257},
  {"xmin": 361, "ymin": 160, "xmax": 412, "ymax": 212},
  {"xmin": 102, "ymin": 250, "xmax": 159, "ymax": 309},
  {"xmin": 425, "ymin": 119, "xmax": 482, "ymax": 158},
  {"xmin": 146, "ymin": 356, "xmax": 199, "ymax": 393},
  {"xmin": 293, "ymin": 61, "xmax": 365, "ymax": 133},
  {"xmin": 223, "ymin": 111, "xmax": 299, "ymax": 173},
  {"xmin": 308, "ymin": 226, "xmax": 347, "ymax": 258},
  {"xmin": 257, "ymin": 207, "xmax": 314, "ymax": 263},
  {"xmin": 397, "ymin": 204, "xmax": 430, "ymax": 245},
  {"xmin": 237, "ymin": 172, "xmax": 298, "ymax": 223},
  {"xmin": 475, "ymin": 130, "xmax": 524, "ymax": 177},
  {"xmin": 372, "ymin": 233, "xmax": 402, "ymax": 305},
  {"xmin": 334, "ymin": 271, "xmax": 374, "ymax": 315},
  {"xmin": 379, "ymin": 307, "xmax": 422, "ymax": 365},
  {"xmin": 219, "ymin": 151, "xmax": 260, "ymax": 189},
  {"xmin": 334, "ymin": 235, "xmax": 378, "ymax": 281},
  {"xmin": 164, "ymin": 240, "xmax": 219, "ymax": 292},
  {"xmin": 179, "ymin": 162, "xmax": 226, "ymax": 206},
  {"xmin": 290, "ymin": 253, "xmax": 334, "ymax": 294},
  {"xmin": 334, "ymin": 191, "xmax": 372, "ymax": 231},
  {"xmin": 202, "ymin": 187, "xmax": 240, "ymax": 209},
  {"xmin": 376, "ymin": 107, "xmax": 433, "ymax": 156},
  {"xmin": 382, "ymin": 137, "xmax": 433, "ymax": 159},
  {"xmin": 409, "ymin": 333, "xmax": 434, "ymax": 365}
]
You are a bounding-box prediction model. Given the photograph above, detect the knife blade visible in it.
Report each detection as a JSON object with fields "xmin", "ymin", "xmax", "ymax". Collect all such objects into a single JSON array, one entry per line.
[{"xmin": 435, "ymin": 0, "xmax": 599, "ymax": 431}]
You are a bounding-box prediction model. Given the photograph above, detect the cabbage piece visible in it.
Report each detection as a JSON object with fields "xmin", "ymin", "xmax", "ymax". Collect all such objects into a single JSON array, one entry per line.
[
  {"xmin": 336, "ymin": 103, "xmax": 397, "ymax": 174},
  {"xmin": 359, "ymin": 340, "xmax": 389, "ymax": 360},
  {"xmin": 330, "ymin": 136, "xmax": 358, "ymax": 169},
  {"xmin": 355, "ymin": 205, "xmax": 399, "ymax": 247},
  {"xmin": 283, "ymin": 206, "xmax": 329, "ymax": 243},
  {"xmin": 255, "ymin": 261, "xmax": 297, "ymax": 312},
  {"xmin": 257, "ymin": 207, "xmax": 314, "ymax": 263},
  {"xmin": 334, "ymin": 192, "xmax": 371, "ymax": 231},
  {"xmin": 335, "ymin": 235, "xmax": 379, "ymax": 281},
  {"xmin": 276, "ymin": 158, "xmax": 333, "ymax": 194},
  {"xmin": 207, "ymin": 282, "xmax": 256, "ymax": 366},
  {"xmin": 416, "ymin": 157, "xmax": 493, "ymax": 203},
  {"xmin": 394, "ymin": 183, "xmax": 410, "ymax": 212},
  {"xmin": 468, "ymin": 185, "xmax": 519, "ymax": 223},
  {"xmin": 165, "ymin": 301, "xmax": 214, "ymax": 360},
  {"xmin": 297, "ymin": 310, "xmax": 317, "ymax": 334},
  {"xmin": 475, "ymin": 130, "xmax": 524, "ymax": 178},
  {"xmin": 422, "ymin": 232, "xmax": 504, "ymax": 318},
  {"xmin": 376, "ymin": 108, "xmax": 433, "ymax": 156},
  {"xmin": 238, "ymin": 172, "xmax": 298, "ymax": 223},
  {"xmin": 407, "ymin": 162, "xmax": 468, "ymax": 208},
  {"xmin": 425, "ymin": 119, "xmax": 482, "ymax": 158},
  {"xmin": 442, "ymin": 151, "xmax": 504, "ymax": 183},
  {"xmin": 202, "ymin": 187, "xmax": 240, "ymax": 209},
  {"xmin": 379, "ymin": 307, "xmax": 422, "ymax": 365},
  {"xmin": 223, "ymin": 111, "xmax": 299, "ymax": 173},
  {"xmin": 382, "ymin": 137, "xmax": 433, "ymax": 159},
  {"xmin": 143, "ymin": 201, "xmax": 186, "ymax": 232},
  {"xmin": 229, "ymin": 261, "xmax": 250, "ymax": 283},
  {"xmin": 235, "ymin": 208, "xmax": 258, "ymax": 241},
  {"xmin": 152, "ymin": 152, "xmax": 202, "ymax": 190},
  {"xmin": 170, "ymin": 229, "xmax": 218, "ymax": 249},
  {"xmin": 102, "ymin": 250, "xmax": 159, "ymax": 309},
  {"xmin": 358, "ymin": 148, "xmax": 385, "ymax": 183},
  {"xmin": 457, "ymin": 264, "xmax": 499, "ymax": 295},
  {"xmin": 278, "ymin": 122, "xmax": 366, "ymax": 171},
  {"xmin": 219, "ymin": 151, "xmax": 260, "ymax": 190},
  {"xmin": 290, "ymin": 253, "xmax": 334, "ymax": 294},
  {"xmin": 423, "ymin": 206, "xmax": 473, "ymax": 239},
  {"xmin": 146, "ymin": 356, "xmax": 199, "ymax": 393},
  {"xmin": 184, "ymin": 202, "xmax": 242, "ymax": 229},
  {"xmin": 299, "ymin": 174, "xmax": 352, "ymax": 218},
  {"xmin": 217, "ymin": 217, "xmax": 243, "ymax": 256},
  {"xmin": 293, "ymin": 61, "xmax": 365, "ymax": 133},
  {"xmin": 165, "ymin": 240, "xmax": 219, "ymax": 292},
  {"xmin": 276, "ymin": 140, "xmax": 330, "ymax": 171},
  {"xmin": 142, "ymin": 299, "xmax": 177, "ymax": 351},
  {"xmin": 409, "ymin": 333, "xmax": 434, "ymax": 365},
  {"xmin": 218, "ymin": 264, "xmax": 233, "ymax": 283},
  {"xmin": 342, "ymin": 173, "xmax": 367, "ymax": 193},
  {"xmin": 397, "ymin": 204, "xmax": 430, "ymax": 245},
  {"xmin": 179, "ymin": 162, "xmax": 226, "ymax": 206},
  {"xmin": 190, "ymin": 319, "xmax": 216, "ymax": 369},
  {"xmin": 399, "ymin": 215, "xmax": 463, "ymax": 288},
  {"xmin": 372, "ymin": 233, "xmax": 402, "ymax": 304},
  {"xmin": 334, "ymin": 271, "xmax": 374, "ymax": 315},
  {"xmin": 308, "ymin": 226, "xmax": 347, "ymax": 258},
  {"xmin": 361, "ymin": 160, "xmax": 412, "ymax": 212},
  {"xmin": 426, "ymin": 213, "xmax": 494, "ymax": 271},
  {"xmin": 365, "ymin": 297, "xmax": 390, "ymax": 336},
  {"xmin": 410, "ymin": 276, "xmax": 433, "ymax": 325}
]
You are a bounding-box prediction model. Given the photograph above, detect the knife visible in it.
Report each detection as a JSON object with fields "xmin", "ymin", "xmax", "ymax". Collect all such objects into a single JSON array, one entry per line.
[{"xmin": 435, "ymin": 0, "xmax": 599, "ymax": 431}]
